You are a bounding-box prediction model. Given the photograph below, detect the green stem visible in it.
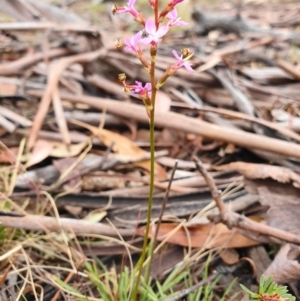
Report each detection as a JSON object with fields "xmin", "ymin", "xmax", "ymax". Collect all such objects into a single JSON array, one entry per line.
[
  {"xmin": 144, "ymin": 107, "xmax": 155, "ymax": 284},
  {"xmin": 132, "ymin": 55, "xmax": 157, "ymax": 301}
]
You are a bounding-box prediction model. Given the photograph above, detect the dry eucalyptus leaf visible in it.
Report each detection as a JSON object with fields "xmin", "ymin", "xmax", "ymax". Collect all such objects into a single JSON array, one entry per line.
[
  {"xmin": 84, "ymin": 210, "xmax": 107, "ymax": 223},
  {"xmin": 214, "ymin": 162, "xmax": 300, "ymax": 186},
  {"xmin": 70, "ymin": 119, "xmax": 167, "ymax": 180},
  {"xmin": 264, "ymin": 243, "xmax": 300, "ymax": 284},
  {"xmin": 27, "ymin": 139, "xmax": 53, "ymax": 167},
  {"xmin": 137, "ymin": 221, "xmax": 259, "ymax": 249},
  {"xmin": 247, "ymin": 180, "xmax": 300, "ymax": 239},
  {"xmin": 50, "ymin": 141, "xmax": 88, "ymax": 158}
]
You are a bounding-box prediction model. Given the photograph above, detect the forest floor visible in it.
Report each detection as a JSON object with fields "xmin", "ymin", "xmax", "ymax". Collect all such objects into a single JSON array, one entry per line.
[{"xmin": 1, "ymin": 0, "xmax": 300, "ymax": 300}]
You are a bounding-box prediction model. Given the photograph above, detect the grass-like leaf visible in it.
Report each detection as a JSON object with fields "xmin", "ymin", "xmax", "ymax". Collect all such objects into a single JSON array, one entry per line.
[{"xmin": 240, "ymin": 284, "xmax": 259, "ymax": 298}]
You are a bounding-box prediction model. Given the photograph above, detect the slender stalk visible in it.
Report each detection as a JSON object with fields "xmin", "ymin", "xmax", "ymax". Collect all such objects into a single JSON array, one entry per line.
[
  {"xmin": 132, "ymin": 48, "xmax": 158, "ymax": 301},
  {"xmin": 144, "ymin": 160, "xmax": 178, "ymax": 281}
]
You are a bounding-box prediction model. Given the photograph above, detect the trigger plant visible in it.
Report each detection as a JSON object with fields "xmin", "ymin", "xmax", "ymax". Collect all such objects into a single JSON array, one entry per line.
[{"xmin": 112, "ymin": 0, "xmax": 194, "ymax": 299}]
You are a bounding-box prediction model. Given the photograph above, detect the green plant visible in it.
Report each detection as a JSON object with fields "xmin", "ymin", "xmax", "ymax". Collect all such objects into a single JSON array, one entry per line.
[
  {"xmin": 53, "ymin": 256, "xmax": 235, "ymax": 301},
  {"xmin": 240, "ymin": 275, "xmax": 295, "ymax": 301},
  {"xmin": 111, "ymin": 0, "xmax": 194, "ymax": 298}
]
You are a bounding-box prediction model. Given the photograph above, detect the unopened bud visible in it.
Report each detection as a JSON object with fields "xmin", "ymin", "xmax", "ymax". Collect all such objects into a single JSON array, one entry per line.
[
  {"xmin": 115, "ymin": 39, "xmax": 123, "ymax": 49},
  {"xmin": 182, "ymin": 48, "xmax": 194, "ymax": 61},
  {"xmin": 181, "ymin": 48, "xmax": 190, "ymax": 57},
  {"xmin": 111, "ymin": 4, "xmax": 118, "ymax": 15},
  {"xmin": 118, "ymin": 73, "xmax": 126, "ymax": 82}
]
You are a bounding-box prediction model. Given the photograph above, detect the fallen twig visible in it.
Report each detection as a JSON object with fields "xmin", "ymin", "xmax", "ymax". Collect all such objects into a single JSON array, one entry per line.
[
  {"xmin": 27, "ymin": 90, "xmax": 300, "ymax": 159},
  {"xmin": 0, "ymin": 211, "xmax": 134, "ymax": 237},
  {"xmin": 0, "ymin": 48, "xmax": 70, "ymax": 76},
  {"xmin": 0, "ymin": 22, "xmax": 98, "ymax": 32},
  {"xmin": 192, "ymin": 156, "xmax": 300, "ymax": 246}
]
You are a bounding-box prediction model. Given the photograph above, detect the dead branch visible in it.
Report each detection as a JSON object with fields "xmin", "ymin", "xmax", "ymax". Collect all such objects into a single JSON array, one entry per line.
[
  {"xmin": 27, "ymin": 90, "xmax": 300, "ymax": 159},
  {"xmin": 192, "ymin": 156, "xmax": 226, "ymax": 217},
  {"xmin": 0, "ymin": 212, "xmax": 134, "ymax": 237},
  {"xmin": 0, "ymin": 48, "xmax": 70, "ymax": 76},
  {"xmin": 192, "ymin": 156, "xmax": 300, "ymax": 246},
  {"xmin": 0, "ymin": 22, "xmax": 97, "ymax": 32}
]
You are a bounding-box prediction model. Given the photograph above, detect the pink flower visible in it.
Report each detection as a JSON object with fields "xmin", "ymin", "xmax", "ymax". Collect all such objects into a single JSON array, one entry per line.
[
  {"xmin": 172, "ymin": 50, "xmax": 194, "ymax": 72},
  {"xmin": 116, "ymin": 0, "xmax": 139, "ymax": 18},
  {"xmin": 133, "ymin": 81, "xmax": 152, "ymax": 94},
  {"xmin": 139, "ymin": 20, "xmax": 168, "ymax": 45},
  {"xmin": 166, "ymin": 8, "xmax": 188, "ymax": 27},
  {"xmin": 124, "ymin": 32, "xmax": 142, "ymax": 54}
]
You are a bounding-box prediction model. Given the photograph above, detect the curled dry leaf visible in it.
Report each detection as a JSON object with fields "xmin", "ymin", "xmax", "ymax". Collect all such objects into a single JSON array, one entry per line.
[
  {"xmin": 264, "ymin": 243, "xmax": 300, "ymax": 284},
  {"xmin": 70, "ymin": 119, "xmax": 167, "ymax": 180},
  {"xmin": 50, "ymin": 141, "xmax": 88, "ymax": 158},
  {"xmin": 213, "ymin": 162, "xmax": 300, "ymax": 186},
  {"xmin": 254, "ymin": 182, "xmax": 300, "ymax": 235},
  {"xmin": 84, "ymin": 210, "xmax": 107, "ymax": 223},
  {"xmin": 136, "ymin": 221, "xmax": 259, "ymax": 249},
  {"xmin": 26, "ymin": 139, "xmax": 53, "ymax": 167}
]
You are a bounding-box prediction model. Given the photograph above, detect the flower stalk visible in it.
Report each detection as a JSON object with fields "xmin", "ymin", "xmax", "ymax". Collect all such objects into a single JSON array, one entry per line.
[{"xmin": 112, "ymin": 0, "xmax": 194, "ymax": 299}]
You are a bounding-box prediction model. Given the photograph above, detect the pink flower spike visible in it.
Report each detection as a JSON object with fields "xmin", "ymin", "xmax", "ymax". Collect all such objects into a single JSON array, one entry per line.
[
  {"xmin": 124, "ymin": 32, "xmax": 142, "ymax": 54},
  {"xmin": 140, "ymin": 20, "xmax": 168, "ymax": 45},
  {"xmin": 172, "ymin": 50, "xmax": 194, "ymax": 72},
  {"xmin": 117, "ymin": 0, "xmax": 139, "ymax": 18},
  {"xmin": 166, "ymin": 8, "xmax": 188, "ymax": 27}
]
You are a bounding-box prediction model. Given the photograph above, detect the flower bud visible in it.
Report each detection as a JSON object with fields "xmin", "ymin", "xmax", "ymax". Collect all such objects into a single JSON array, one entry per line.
[
  {"xmin": 115, "ymin": 39, "xmax": 123, "ymax": 49},
  {"xmin": 111, "ymin": 4, "xmax": 118, "ymax": 15},
  {"xmin": 181, "ymin": 48, "xmax": 190, "ymax": 57},
  {"xmin": 181, "ymin": 48, "xmax": 194, "ymax": 60},
  {"xmin": 118, "ymin": 73, "xmax": 126, "ymax": 82}
]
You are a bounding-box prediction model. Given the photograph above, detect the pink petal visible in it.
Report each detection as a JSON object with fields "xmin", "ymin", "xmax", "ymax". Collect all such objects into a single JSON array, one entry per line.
[
  {"xmin": 156, "ymin": 25, "xmax": 168, "ymax": 38},
  {"xmin": 133, "ymin": 31, "xmax": 142, "ymax": 43},
  {"xmin": 172, "ymin": 50, "xmax": 181, "ymax": 61},
  {"xmin": 145, "ymin": 83, "xmax": 152, "ymax": 91},
  {"xmin": 166, "ymin": 8, "xmax": 177, "ymax": 20},
  {"xmin": 174, "ymin": 20, "xmax": 189, "ymax": 26},
  {"xmin": 145, "ymin": 20, "xmax": 156, "ymax": 34},
  {"xmin": 128, "ymin": 0, "xmax": 136, "ymax": 6},
  {"xmin": 139, "ymin": 37, "xmax": 152, "ymax": 45},
  {"xmin": 124, "ymin": 46, "xmax": 135, "ymax": 53},
  {"xmin": 184, "ymin": 62, "xmax": 194, "ymax": 72}
]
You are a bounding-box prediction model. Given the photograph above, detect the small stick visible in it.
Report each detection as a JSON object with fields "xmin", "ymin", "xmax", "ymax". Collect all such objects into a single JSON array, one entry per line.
[
  {"xmin": 145, "ymin": 161, "xmax": 178, "ymax": 283},
  {"xmin": 192, "ymin": 155, "xmax": 300, "ymax": 246},
  {"xmin": 153, "ymin": 160, "xmax": 178, "ymax": 246},
  {"xmin": 192, "ymin": 156, "xmax": 226, "ymax": 217}
]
